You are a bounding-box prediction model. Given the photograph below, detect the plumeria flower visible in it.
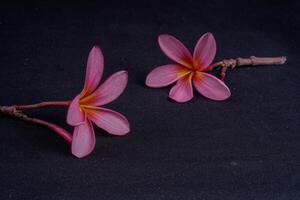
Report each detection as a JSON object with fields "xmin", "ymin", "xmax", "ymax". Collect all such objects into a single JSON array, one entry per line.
[
  {"xmin": 146, "ymin": 33, "xmax": 231, "ymax": 103},
  {"xmin": 67, "ymin": 46, "xmax": 130, "ymax": 158}
]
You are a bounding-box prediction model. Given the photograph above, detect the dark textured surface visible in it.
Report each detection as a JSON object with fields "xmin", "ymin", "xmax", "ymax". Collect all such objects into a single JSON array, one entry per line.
[{"xmin": 0, "ymin": 0, "xmax": 299, "ymax": 199}]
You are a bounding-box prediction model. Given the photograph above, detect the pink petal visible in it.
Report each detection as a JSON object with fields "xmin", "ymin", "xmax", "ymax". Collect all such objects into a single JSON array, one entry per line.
[
  {"xmin": 81, "ymin": 46, "xmax": 104, "ymax": 97},
  {"xmin": 81, "ymin": 71, "xmax": 128, "ymax": 106},
  {"xmin": 66, "ymin": 95, "xmax": 85, "ymax": 126},
  {"xmin": 71, "ymin": 120, "xmax": 96, "ymax": 158},
  {"xmin": 169, "ymin": 73, "xmax": 194, "ymax": 103},
  {"xmin": 158, "ymin": 34, "xmax": 193, "ymax": 68},
  {"xmin": 146, "ymin": 64, "xmax": 191, "ymax": 88},
  {"xmin": 86, "ymin": 107, "xmax": 130, "ymax": 136},
  {"xmin": 193, "ymin": 33, "xmax": 216, "ymax": 71},
  {"xmin": 193, "ymin": 72, "xmax": 231, "ymax": 101}
]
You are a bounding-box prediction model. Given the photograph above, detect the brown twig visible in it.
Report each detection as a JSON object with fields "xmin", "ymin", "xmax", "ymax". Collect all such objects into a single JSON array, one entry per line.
[
  {"xmin": 209, "ymin": 56, "xmax": 287, "ymax": 81},
  {"xmin": 0, "ymin": 106, "xmax": 72, "ymax": 143}
]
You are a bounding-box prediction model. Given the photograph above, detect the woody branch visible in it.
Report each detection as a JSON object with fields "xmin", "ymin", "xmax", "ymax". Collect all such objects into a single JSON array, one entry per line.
[{"xmin": 210, "ymin": 56, "xmax": 287, "ymax": 81}]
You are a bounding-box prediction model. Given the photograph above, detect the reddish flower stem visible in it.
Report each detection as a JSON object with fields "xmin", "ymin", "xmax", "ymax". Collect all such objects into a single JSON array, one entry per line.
[
  {"xmin": 14, "ymin": 100, "xmax": 71, "ymax": 110},
  {"xmin": 209, "ymin": 56, "xmax": 287, "ymax": 81},
  {"xmin": 0, "ymin": 105, "xmax": 72, "ymax": 143}
]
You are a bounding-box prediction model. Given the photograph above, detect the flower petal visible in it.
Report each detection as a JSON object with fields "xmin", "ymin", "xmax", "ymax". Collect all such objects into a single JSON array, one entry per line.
[
  {"xmin": 169, "ymin": 73, "xmax": 193, "ymax": 103},
  {"xmin": 67, "ymin": 95, "xmax": 85, "ymax": 126},
  {"xmin": 193, "ymin": 33, "xmax": 216, "ymax": 71},
  {"xmin": 81, "ymin": 71, "xmax": 128, "ymax": 106},
  {"xmin": 81, "ymin": 46, "xmax": 104, "ymax": 97},
  {"xmin": 193, "ymin": 72, "xmax": 231, "ymax": 101},
  {"xmin": 146, "ymin": 64, "xmax": 191, "ymax": 88},
  {"xmin": 85, "ymin": 107, "xmax": 130, "ymax": 136},
  {"xmin": 158, "ymin": 34, "xmax": 193, "ymax": 68},
  {"xmin": 71, "ymin": 120, "xmax": 96, "ymax": 158}
]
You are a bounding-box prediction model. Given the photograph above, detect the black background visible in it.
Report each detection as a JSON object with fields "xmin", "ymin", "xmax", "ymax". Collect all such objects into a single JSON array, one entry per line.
[{"xmin": 0, "ymin": 0, "xmax": 300, "ymax": 199}]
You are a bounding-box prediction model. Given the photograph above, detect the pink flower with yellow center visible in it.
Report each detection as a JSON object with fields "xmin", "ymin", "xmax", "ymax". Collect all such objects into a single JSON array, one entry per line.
[
  {"xmin": 146, "ymin": 32, "xmax": 231, "ymax": 103},
  {"xmin": 67, "ymin": 46, "xmax": 130, "ymax": 158}
]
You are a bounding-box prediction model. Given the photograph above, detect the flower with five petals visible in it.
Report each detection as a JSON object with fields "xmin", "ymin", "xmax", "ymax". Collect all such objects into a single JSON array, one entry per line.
[
  {"xmin": 146, "ymin": 33, "xmax": 231, "ymax": 103},
  {"xmin": 67, "ymin": 46, "xmax": 130, "ymax": 158}
]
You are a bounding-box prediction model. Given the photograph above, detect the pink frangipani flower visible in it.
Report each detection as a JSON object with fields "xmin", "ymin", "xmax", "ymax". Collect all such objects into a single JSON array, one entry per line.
[
  {"xmin": 146, "ymin": 33, "xmax": 231, "ymax": 103},
  {"xmin": 67, "ymin": 46, "xmax": 130, "ymax": 158}
]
